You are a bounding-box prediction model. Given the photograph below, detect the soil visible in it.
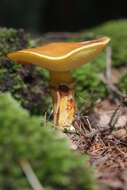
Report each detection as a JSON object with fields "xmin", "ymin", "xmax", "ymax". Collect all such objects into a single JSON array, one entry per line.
[{"xmin": 69, "ymin": 97, "xmax": 127, "ymax": 190}]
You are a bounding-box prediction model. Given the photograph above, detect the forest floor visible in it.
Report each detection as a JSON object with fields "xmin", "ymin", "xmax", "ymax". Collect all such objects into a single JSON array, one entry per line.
[
  {"xmin": 70, "ymin": 97, "xmax": 127, "ymax": 190},
  {"xmin": 50, "ymin": 37, "xmax": 127, "ymax": 190},
  {"xmin": 1, "ymin": 28, "xmax": 127, "ymax": 190},
  {"xmin": 64, "ymin": 49, "xmax": 127, "ymax": 190}
]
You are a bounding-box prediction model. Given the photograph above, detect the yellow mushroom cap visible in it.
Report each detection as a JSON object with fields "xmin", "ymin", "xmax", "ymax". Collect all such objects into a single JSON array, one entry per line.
[{"xmin": 8, "ymin": 37, "xmax": 110, "ymax": 72}]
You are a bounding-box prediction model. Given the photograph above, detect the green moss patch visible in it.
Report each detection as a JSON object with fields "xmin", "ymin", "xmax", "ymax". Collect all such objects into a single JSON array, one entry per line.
[
  {"xmin": 0, "ymin": 93, "xmax": 97, "ymax": 190},
  {"xmin": 0, "ymin": 28, "xmax": 51, "ymax": 115}
]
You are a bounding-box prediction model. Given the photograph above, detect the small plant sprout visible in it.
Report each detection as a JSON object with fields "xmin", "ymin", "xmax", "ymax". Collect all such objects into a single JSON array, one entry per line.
[{"xmin": 8, "ymin": 37, "xmax": 110, "ymax": 130}]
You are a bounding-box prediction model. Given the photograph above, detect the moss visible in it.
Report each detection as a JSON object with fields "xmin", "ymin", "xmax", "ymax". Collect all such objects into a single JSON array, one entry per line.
[
  {"xmin": 1, "ymin": 21, "xmax": 127, "ymax": 114},
  {"xmin": 118, "ymin": 72, "xmax": 127, "ymax": 93},
  {"xmin": 91, "ymin": 20, "xmax": 127, "ymax": 67},
  {"xmin": 72, "ymin": 63, "xmax": 107, "ymax": 110},
  {"xmin": 0, "ymin": 28, "xmax": 51, "ymax": 115},
  {"xmin": 70, "ymin": 20, "xmax": 127, "ymax": 109},
  {"xmin": 0, "ymin": 28, "xmax": 28, "ymax": 55},
  {"xmin": 0, "ymin": 93, "xmax": 97, "ymax": 190}
]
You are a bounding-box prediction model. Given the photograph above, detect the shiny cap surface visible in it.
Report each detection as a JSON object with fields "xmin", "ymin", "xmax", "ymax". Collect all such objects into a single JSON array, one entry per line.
[{"xmin": 8, "ymin": 37, "xmax": 110, "ymax": 71}]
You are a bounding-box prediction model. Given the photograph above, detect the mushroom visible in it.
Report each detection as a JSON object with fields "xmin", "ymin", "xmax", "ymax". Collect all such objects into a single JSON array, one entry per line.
[{"xmin": 8, "ymin": 37, "xmax": 110, "ymax": 130}]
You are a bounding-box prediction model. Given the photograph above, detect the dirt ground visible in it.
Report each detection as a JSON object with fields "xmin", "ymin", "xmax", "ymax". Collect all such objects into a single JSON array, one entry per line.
[{"xmin": 67, "ymin": 97, "xmax": 127, "ymax": 190}]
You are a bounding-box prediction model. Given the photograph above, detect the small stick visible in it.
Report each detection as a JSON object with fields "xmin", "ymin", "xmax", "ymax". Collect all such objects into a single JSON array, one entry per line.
[
  {"xmin": 105, "ymin": 46, "xmax": 112, "ymax": 94},
  {"xmin": 106, "ymin": 47, "xmax": 112, "ymax": 84},
  {"xmin": 79, "ymin": 99, "xmax": 123, "ymax": 138},
  {"xmin": 101, "ymin": 75, "xmax": 126, "ymax": 98},
  {"xmin": 84, "ymin": 116, "xmax": 93, "ymax": 132},
  {"xmin": 64, "ymin": 102, "xmax": 122, "ymax": 139},
  {"xmin": 109, "ymin": 103, "xmax": 122, "ymax": 129},
  {"xmin": 19, "ymin": 158, "xmax": 44, "ymax": 190},
  {"xmin": 84, "ymin": 117, "xmax": 123, "ymax": 138},
  {"xmin": 100, "ymin": 46, "xmax": 127, "ymax": 98},
  {"xmin": 84, "ymin": 126, "xmax": 109, "ymax": 138}
]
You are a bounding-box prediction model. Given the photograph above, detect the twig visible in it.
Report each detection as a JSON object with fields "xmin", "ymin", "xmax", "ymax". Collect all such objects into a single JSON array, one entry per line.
[
  {"xmin": 84, "ymin": 125, "xmax": 110, "ymax": 138},
  {"xmin": 105, "ymin": 46, "xmax": 112, "ymax": 94},
  {"xmin": 85, "ymin": 102, "xmax": 123, "ymax": 138},
  {"xmin": 109, "ymin": 103, "xmax": 122, "ymax": 129},
  {"xmin": 64, "ymin": 99, "xmax": 122, "ymax": 139},
  {"xmin": 85, "ymin": 104, "xmax": 123, "ymax": 138},
  {"xmin": 101, "ymin": 48, "xmax": 124, "ymax": 130},
  {"xmin": 19, "ymin": 158, "xmax": 44, "ymax": 190},
  {"xmin": 84, "ymin": 116, "xmax": 93, "ymax": 132},
  {"xmin": 106, "ymin": 47, "xmax": 112, "ymax": 84},
  {"xmin": 100, "ymin": 46, "xmax": 127, "ymax": 98},
  {"xmin": 84, "ymin": 124, "xmax": 120, "ymax": 138},
  {"xmin": 65, "ymin": 104, "xmax": 122, "ymax": 138},
  {"xmin": 100, "ymin": 75, "xmax": 126, "ymax": 98}
]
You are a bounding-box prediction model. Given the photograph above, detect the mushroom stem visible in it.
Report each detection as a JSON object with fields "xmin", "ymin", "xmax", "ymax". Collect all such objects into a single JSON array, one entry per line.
[{"xmin": 50, "ymin": 71, "xmax": 76, "ymax": 129}]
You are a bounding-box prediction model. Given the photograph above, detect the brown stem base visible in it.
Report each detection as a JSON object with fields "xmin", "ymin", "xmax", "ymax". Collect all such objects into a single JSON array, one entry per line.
[{"xmin": 51, "ymin": 83, "xmax": 76, "ymax": 129}]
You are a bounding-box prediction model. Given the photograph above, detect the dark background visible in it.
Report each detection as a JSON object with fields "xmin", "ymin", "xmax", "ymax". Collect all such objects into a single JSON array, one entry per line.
[{"xmin": 0, "ymin": 0, "xmax": 126, "ymax": 33}]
